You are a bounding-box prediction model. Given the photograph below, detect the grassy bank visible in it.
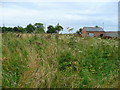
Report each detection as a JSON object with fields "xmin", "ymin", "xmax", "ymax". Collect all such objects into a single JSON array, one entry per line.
[{"xmin": 2, "ymin": 33, "xmax": 119, "ymax": 88}]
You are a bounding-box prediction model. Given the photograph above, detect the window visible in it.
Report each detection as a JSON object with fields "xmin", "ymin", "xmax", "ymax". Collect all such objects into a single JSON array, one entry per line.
[{"xmin": 88, "ymin": 33, "xmax": 94, "ymax": 37}]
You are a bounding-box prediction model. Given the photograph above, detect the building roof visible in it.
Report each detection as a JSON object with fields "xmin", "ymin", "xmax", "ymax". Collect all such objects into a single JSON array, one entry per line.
[
  {"xmin": 83, "ymin": 27, "xmax": 104, "ymax": 32},
  {"xmin": 105, "ymin": 31, "xmax": 118, "ymax": 33},
  {"xmin": 104, "ymin": 32, "xmax": 119, "ymax": 37}
]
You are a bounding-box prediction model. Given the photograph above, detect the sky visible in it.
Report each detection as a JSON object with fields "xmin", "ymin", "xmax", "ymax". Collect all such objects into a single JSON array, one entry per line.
[{"xmin": 0, "ymin": 0, "xmax": 119, "ymax": 33}]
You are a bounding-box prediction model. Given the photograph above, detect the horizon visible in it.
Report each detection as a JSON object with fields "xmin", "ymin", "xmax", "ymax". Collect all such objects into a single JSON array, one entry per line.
[{"xmin": 0, "ymin": 1, "xmax": 118, "ymax": 33}]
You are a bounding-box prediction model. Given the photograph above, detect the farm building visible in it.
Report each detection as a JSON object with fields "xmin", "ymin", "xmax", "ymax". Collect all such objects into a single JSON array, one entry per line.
[
  {"xmin": 104, "ymin": 31, "xmax": 119, "ymax": 38},
  {"xmin": 82, "ymin": 27, "xmax": 105, "ymax": 37}
]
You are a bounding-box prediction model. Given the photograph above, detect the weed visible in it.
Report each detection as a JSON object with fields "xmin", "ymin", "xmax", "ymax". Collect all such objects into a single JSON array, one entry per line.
[{"xmin": 2, "ymin": 33, "xmax": 119, "ymax": 88}]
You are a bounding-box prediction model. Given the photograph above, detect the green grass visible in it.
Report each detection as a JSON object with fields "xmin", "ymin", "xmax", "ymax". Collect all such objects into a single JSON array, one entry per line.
[
  {"xmin": 2, "ymin": 33, "xmax": 119, "ymax": 88},
  {"xmin": 0, "ymin": 34, "xmax": 2, "ymax": 88}
]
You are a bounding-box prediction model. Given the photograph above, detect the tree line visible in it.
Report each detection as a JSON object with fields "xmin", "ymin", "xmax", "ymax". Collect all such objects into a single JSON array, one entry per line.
[{"xmin": 0, "ymin": 23, "xmax": 82, "ymax": 34}]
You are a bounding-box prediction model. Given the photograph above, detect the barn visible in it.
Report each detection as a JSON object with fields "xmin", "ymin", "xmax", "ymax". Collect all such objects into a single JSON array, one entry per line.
[
  {"xmin": 104, "ymin": 31, "xmax": 119, "ymax": 38},
  {"xmin": 82, "ymin": 27, "xmax": 105, "ymax": 37}
]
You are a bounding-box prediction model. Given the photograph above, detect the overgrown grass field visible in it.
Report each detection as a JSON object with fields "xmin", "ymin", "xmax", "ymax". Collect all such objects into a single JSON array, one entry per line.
[{"xmin": 2, "ymin": 33, "xmax": 119, "ymax": 88}]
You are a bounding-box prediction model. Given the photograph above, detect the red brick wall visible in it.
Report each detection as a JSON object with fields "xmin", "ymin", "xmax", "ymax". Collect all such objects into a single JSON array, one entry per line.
[
  {"xmin": 88, "ymin": 31, "xmax": 104, "ymax": 37},
  {"xmin": 82, "ymin": 29, "xmax": 88, "ymax": 36}
]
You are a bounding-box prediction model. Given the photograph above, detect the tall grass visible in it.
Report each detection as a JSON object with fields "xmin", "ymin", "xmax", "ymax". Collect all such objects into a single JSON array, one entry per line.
[
  {"xmin": 2, "ymin": 33, "xmax": 119, "ymax": 88},
  {"xmin": 0, "ymin": 33, "xmax": 2, "ymax": 88}
]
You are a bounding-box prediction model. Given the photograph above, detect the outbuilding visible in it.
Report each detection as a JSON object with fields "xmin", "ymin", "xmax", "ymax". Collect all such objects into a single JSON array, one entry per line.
[{"xmin": 82, "ymin": 27, "xmax": 105, "ymax": 37}]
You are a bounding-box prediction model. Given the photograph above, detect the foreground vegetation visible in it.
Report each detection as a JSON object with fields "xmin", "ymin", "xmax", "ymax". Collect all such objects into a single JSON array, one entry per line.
[{"xmin": 2, "ymin": 33, "xmax": 119, "ymax": 88}]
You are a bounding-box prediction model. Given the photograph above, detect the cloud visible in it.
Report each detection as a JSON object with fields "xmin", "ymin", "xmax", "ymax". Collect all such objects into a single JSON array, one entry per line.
[
  {"xmin": 0, "ymin": 2, "xmax": 118, "ymax": 31},
  {"xmin": 1, "ymin": 0, "xmax": 119, "ymax": 2}
]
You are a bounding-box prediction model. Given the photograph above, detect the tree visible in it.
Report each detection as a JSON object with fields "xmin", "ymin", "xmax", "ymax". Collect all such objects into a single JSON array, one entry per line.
[
  {"xmin": 76, "ymin": 28, "xmax": 83, "ymax": 34},
  {"xmin": 47, "ymin": 25, "xmax": 57, "ymax": 33},
  {"xmin": 95, "ymin": 25, "xmax": 99, "ymax": 28},
  {"xmin": 17, "ymin": 26, "xmax": 25, "ymax": 33},
  {"xmin": 55, "ymin": 23, "xmax": 63, "ymax": 33},
  {"xmin": 34, "ymin": 23, "xmax": 45, "ymax": 33},
  {"xmin": 13, "ymin": 27, "xmax": 19, "ymax": 32},
  {"xmin": 2, "ymin": 27, "xmax": 12, "ymax": 33},
  {"xmin": 67, "ymin": 27, "xmax": 73, "ymax": 34},
  {"xmin": 2, "ymin": 26, "xmax": 7, "ymax": 33},
  {"xmin": 79, "ymin": 28, "xmax": 83, "ymax": 32},
  {"xmin": 26, "ymin": 24, "xmax": 35, "ymax": 33},
  {"xmin": 76, "ymin": 31, "xmax": 80, "ymax": 34},
  {"xmin": 7, "ymin": 27, "xmax": 13, "ymax": 32}
]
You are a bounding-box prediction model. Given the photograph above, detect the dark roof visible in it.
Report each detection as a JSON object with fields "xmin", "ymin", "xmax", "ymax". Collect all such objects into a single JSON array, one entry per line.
[
  {"xmin": 83, "ymin": 27, "xmax": 104, "ymax": 32},
  {"xmin": 105, "ymin": 31, "xmax": 118, "ymax": 33},
  {"xmin": 104, "ymin": 32, "xmax": 119, "ymax": 37}
]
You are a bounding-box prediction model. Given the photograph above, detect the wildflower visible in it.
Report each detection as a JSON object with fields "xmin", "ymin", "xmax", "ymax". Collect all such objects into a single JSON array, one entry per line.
[
  {"xmin": 79, "ymin": 50, "xmax": 82, "ymax": 53},
  {"xmin": 68, "ymin": 48, "xmax": 71, "ymax": 50},
  {"xmin": 59, "ymin": 38, "xmax": 62, "ymax": 40},
  {"xmin": 91, "ymin": 44, "xmax": 93, "ymax": 47},
  {"xmin": 75, "ymin": 40, "xmax": 78, "ymax": 42},
  {"xmin": 116, "ymin": 45, "xmax": 118, "ymax": 47},
  {"xmin": 72, "ymin": 61, "xmax": 77, "ymax": 65},
  {"xmin": 98, "ymin": 38, "xmax": 101, "ymax": 40}
]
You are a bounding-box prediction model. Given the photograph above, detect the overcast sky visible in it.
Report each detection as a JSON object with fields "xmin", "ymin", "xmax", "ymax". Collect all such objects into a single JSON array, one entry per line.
[{"xmin": 0, "ymin": 0, "xmax": 118, "ymax": 33}]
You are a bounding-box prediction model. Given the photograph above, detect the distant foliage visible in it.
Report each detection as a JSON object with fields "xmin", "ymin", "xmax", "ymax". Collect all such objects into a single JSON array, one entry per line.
[
  {"xmin": 47, "ymin": 25, "xmax": 57, "ymax": 33},
  {"xmin": 76, "ymin": 28, "xmax": 83, "ymax": 34},
  {"xmin": 55, "ymin": 23, "xmax": 63, "ymax": 33},
  {"xmin": 34, "ymin": 23, "xmax": 45, "ymax": 33},
  {"xmin": 26, "ymin": 24, "xmax": 35, "ymax": 33},
  {"xmin": 46, "ymin": 23, "xmax": 63, "ymax": 34},
  {"xmin": 1, "ymin": 23, "xmax": 65, "ymax": 34},
  {"xmin": 67, "ymin": 27, "xmax": 74, "ymax": 33},
  {"xmin": 1, "ymin": 23, "xmax": 45, "ymax": 33}
]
